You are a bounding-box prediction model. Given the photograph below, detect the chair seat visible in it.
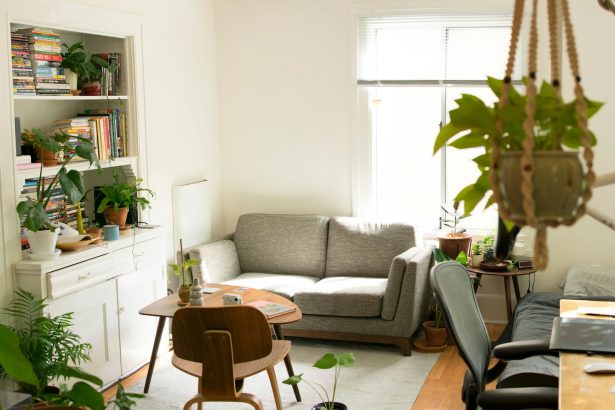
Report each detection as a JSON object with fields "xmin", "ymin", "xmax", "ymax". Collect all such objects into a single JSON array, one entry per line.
[{"xmin": 172, "ymin": 339, "xmax": 291, "ymax": 380}]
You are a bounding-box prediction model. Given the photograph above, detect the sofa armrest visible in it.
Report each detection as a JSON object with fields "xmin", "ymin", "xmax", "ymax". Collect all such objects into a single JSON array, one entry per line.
[
  {"xmin": 382, "ymin": 245, "xmax": 435, "ymax": 322},
  {"xmin": 186, "ymin": 239, "xmax": 242, "ymax": 284}
]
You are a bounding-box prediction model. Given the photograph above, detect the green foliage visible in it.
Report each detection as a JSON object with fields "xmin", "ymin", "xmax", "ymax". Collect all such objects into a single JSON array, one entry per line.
[
  {"xmin": 0, "ymin": 325, "xmax": 39, "ymax": 387},
  {"xmin": 17, "ymin": 129, "xmax": 100, "ymax": 232},
  {"xmin": 433, "ymin": 248, "xmax": 468, "ymax": 266},
  {"xmin": 0, "ymin": 289, "xmax": 95, "ymax": 396},
  {"xmin": 61, "ymin": 41, "xmax": 119, "ymax": 83},
  {"xmin": 441, "ymin": 202, "xmax": 469, "ymax": 236},
  {"xmin": 284, "ymin": 352, "xmax": 355, "ymax": 410},
  {"xmin": 433, "ymin": 77, "xmax": 603, "ymax": 216},
  {"xmin": 96, "ymin": 169, "xmax": 155, "ymax": 213},
  {"xmin": 471, "ymin": 235, "xmax": 495, "ymax": 256},
  {"xmin": 169, "ymin": 259, "xmax": 201, "ymax": 287}
]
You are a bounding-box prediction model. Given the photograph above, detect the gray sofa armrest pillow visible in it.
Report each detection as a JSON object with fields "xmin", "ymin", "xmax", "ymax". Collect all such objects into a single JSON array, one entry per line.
[
  {"xmin": 381, "ymin": 247, "xmax": 420, "ymax": 320},
  {"xmin": 188, "ymin": 239, "xmax": 242, "ymax": 284},
  {"xmin": 325, "ymin": 217, "xmax": 417, "ymax": 278}
]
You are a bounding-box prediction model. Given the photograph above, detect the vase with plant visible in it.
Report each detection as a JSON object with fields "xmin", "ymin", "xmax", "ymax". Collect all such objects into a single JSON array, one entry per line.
[
  {"xmin": 471, "ymin": 235, "xmax": 495, "ymax": 267},
  {"xmin": 423, "ymin": 303, "xmax": 447, "ymax": 348},
  {"xmin": 284, "ymin": 352, "xmax": 355, "ymax": 410},
  {"xmin": 96, "ymin": 169, "xmax": 155, "ymax": 228},
  {"xmin": 438, "ymin": 202, "xmax": 472, "ymax": 259},
  {"xmin": 17, "ymin": 129, "xmax": 99, "ymax": 255},
  {"xmin": 61, "ymin": 41, "xmax": 118, "ymax": 94},
  {"xmin": 433, "ymin": 0, "xmax": 602, "ymax": 269},
  {"xmin": 0, "ymin": 289, "xmax": 143, "ymax": 409},
  {"xmin": 169, "ymin": 239, "xmax": 201, "ymax": 305}
]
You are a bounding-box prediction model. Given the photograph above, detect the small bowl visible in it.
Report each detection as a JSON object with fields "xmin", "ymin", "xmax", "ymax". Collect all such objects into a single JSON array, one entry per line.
[{"xmin": 480, "ymin": 260, "xmax": 509, "ymax": 272}]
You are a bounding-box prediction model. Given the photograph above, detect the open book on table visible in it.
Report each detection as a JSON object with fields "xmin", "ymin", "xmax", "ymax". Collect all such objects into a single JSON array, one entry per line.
[{"xmin": 247, "ymin": 300, "xmax": 296, "ymax": 318}]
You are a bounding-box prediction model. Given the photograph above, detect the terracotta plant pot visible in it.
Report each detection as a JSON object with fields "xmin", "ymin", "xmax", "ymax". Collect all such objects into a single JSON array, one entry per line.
[
  {"xmin": 437, "ymin": 233, "xmax": 472, "ymax": 260},
  {"xmin": 423, "ymin": 321, "xmax": 447, "ymax": 348},
  {"xmin": 37, "ymin": 148, "xmax": 61, "ymax": 166},
  {"xmin": 499, "ymin": 151, "xmax": 583, "ymax": 223},
  {"xmin": 312, "ymin": 403, "xmax": 347, "ymax": 410},
  {"xmin": 103, "ymin": 206, "xmax": 129, "ymax": 228},
  {"xmin": 177, "ymin": 286, "xmax": 191, "ymax": 305},
  {"xmin": 86, "ymin": 227, "xmax": 103, "ymax": 244}
]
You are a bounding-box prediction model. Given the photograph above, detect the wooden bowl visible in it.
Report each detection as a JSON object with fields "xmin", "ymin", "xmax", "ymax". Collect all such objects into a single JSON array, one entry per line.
[{"xmin": 479, "ymin": 260, "xmax": 509, "ymax": 272}]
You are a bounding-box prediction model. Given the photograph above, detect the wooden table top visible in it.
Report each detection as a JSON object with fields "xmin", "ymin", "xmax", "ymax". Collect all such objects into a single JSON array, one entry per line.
[
  {"xmin": 466, "ymin": 266, "xmax": 536, "ymax": 277},
  {"xmin": 139, "ymin": 283, "xmax": 302, "ymax": 325},
  {"xmin": 559, "ymin": 299, "xmax": 615, "ymax": 410}
]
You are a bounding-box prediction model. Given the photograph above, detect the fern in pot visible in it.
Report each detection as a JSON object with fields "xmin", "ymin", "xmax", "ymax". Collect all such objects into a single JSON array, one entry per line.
[{"xmin": 17, "ymin": 129, "xmax": 99, "ymax": 255}]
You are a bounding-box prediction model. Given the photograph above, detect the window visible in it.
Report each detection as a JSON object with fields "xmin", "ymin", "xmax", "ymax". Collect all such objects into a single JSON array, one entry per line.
[{"xmin": 356, "ymin": 15, "xmax": 520, "ymax": 231}]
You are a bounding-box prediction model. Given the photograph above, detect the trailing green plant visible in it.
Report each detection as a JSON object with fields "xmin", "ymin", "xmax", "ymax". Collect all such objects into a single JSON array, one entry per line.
[
  {"xmin": 61, "ymin": 41, "xmax": 119, "ymax": 84},
  {"xmin": 284, "ymin": 352, "xmax": 355, "ymax": 410},
  {"xmin": 441, "ymin": 202, "xmax": 469, "ymax": 236},
  {"xmin": 0, "ymin": 289, "xmax": 95, "ymax": 396},
  {"xmin": 169, "ymin": 259, "xmax": 201, "ymax": 287},
  {"xmin": 96, "ymin": 169, "xmax": 155, "ymax": 213},
  {"xmin": 433, "ymin": 77, "xmax": 603, "ymax": 216},
  {"xmin": 17, "ymin": 129, "xmax": 100, "ymax": 232}
]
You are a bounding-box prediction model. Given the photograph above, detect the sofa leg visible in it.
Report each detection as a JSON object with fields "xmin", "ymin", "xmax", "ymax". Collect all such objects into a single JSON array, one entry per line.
[{"xmin": 396, "ymin": 338, "xmax": 411, "ymax": 356}]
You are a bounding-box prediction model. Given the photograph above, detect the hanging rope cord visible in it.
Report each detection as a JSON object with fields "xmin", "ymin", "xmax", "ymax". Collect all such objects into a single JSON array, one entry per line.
[{"xmin": 489, "ymin": 0, "xmax": 594, "ymax": 270}]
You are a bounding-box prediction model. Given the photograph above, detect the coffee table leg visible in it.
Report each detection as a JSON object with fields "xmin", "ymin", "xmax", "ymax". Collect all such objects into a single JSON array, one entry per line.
[
  {"xmin": 144, "ymin": 316, "xmax": 166, "ymax": 394},
  {"xmin": 473, "ymin": 272, "xmax": 483, "ymax": 293},
  {"xmin": 273, "ymin": 324, "xmax": 302, "ymax": 402},
  {"xmin": 512, "ymin": 276, "xmax": 521, "ymax": 301},
  {"xmin": 504, "ymin": 277, "xmax": 512, "ymax": 321}
]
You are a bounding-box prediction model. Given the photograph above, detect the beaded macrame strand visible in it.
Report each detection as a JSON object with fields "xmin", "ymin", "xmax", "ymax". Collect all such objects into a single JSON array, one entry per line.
[{"xmin": 489, "ymin": 0, "xmax": 594, "ymax": 270}]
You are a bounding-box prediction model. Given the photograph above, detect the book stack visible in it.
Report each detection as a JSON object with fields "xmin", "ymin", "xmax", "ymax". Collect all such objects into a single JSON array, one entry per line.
[
  {"xmin": 79, "ymin": 109, "xmax": 127, "ymax": 159},
  {"xmin": 18, "ymin": 28, "xmax": 69, "ymax": 96},
  {"xmin": 53, "ymin": 117, "xmax": 93, "ymax": 160},
  {"xmin": 19, "ymin": 177, "xmax": 87, "ymax": 249},
  {"xmin": 95, "ymin": 53, "xmax": 122, "ymax": 96},
  {"xmin": 16, "ymin": 155, "xmax": 42, "ymax": 171},
  {"xmin": 11, "ymin": 32, "xmax": 35, "ymax": 95}
]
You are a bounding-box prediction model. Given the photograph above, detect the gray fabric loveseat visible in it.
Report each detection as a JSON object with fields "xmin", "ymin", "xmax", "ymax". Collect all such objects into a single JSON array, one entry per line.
[{"xmin": 186, "ymin": 213, "xmax": 434, "ymax": 355}]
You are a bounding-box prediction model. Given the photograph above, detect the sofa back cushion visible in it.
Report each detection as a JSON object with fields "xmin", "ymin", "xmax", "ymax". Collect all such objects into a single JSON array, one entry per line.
[
  {"xmin": 325, "ymin": 217, "xmax": 416, "ymax": 278},
  {"xmin": 234, "ymin": 213, "xmax": 329, "ymax": 278}
]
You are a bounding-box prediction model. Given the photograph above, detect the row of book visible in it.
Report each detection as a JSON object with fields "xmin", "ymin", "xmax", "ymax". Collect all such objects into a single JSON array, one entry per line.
[
  {"xmin": 19, "ymin": 177, "xmax": 87, "ymax": 249},
  {"xmin": 13, "ymin": 28, "xmax": 69, "ymax": 95},
  {"xmin": 11, "ymin": 33, "xmax": 35, "ymax": 95}
]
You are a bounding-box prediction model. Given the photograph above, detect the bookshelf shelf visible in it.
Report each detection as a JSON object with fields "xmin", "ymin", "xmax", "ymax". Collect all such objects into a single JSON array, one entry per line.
[
  {"xmin": 16, "ymin": 156, "xmax": 137, "ymax": 179},
  {"xmin": 13, "ymin": 95, "xmax": 129, "ymax": 101}
]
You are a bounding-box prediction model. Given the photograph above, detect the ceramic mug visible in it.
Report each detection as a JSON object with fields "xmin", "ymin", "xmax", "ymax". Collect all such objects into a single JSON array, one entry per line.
[{"xmin": 103, "ymin": 224, "xmax": 120, "ymax": 241}]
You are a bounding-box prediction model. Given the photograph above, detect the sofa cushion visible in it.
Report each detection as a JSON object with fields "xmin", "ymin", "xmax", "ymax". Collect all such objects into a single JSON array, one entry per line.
[
  {"xmin": 234, "ymin": 214, "xmax": 329, "ymax": 278},
  {"xmin": 294, "ymin": 277, "xmax": 387, "ymax": 317},
  {"xmin": 188, "ymin": 240, "xmax": 242, "ymax": 284},
  {"xmin": 222, "ymin": 272, "xmax": 320, "ymax": 300},
  {"xmin": 325, "ymin": 218, "xmax": 416, "ymax": 278}
]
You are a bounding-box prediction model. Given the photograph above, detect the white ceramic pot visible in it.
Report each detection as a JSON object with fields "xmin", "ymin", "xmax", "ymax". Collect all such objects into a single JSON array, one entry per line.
[
  {"xmin": 26, "ymin": 230, "xmax": 59, "ymax": 255},
  {"xmin": 64, "ymin": 68, "xmax": 78, "ymax": 91},
  {"xmin": 471, "ymin": 253, "xmax": 484, "ymax": 267}
]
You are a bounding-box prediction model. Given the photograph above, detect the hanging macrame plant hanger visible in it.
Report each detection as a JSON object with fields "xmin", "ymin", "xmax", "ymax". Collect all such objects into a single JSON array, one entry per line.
[{"xmin": 489, "ymin": 0, "xmax": 595, "ymax": 270}]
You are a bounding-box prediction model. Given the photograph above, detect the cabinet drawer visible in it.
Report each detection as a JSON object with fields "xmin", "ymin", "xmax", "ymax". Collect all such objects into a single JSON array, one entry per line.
[
  {"xmin": 47, "ymin": 256, "xmax": 118, "ymax": 299},
  {"xmin": 114, "ymin": 238, "xmax": 165, "ymax": 276}
]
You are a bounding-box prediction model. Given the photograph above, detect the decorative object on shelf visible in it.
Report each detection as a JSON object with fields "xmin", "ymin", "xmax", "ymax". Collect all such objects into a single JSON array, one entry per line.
[
  {"xmin": 189, "ymin": 278, "xmax": 204, "ymax": 306},
  {"xmin": 284, "ymin": 352, "xmax": 355, "ymax": 410},
  {"xmin": 86, "ymin": 222, "xmax": 103, "ymax": 244},
  {"xmin": 437, "ymin": 202, "xmax": 472, "ymax": 259},
  {"xmin": 169, "ymin": 239, "xmax": 201, "ymax": 306},
  {"xmin": 96, "ymin": 169, "xmax": 155, "ymax": 228},
  {"xmin": 433, "ymin": 0, "xmax": 604, "ymax": 270},
  {"xmin": 102, "ymin": 224, "xmax": 120, "ymax": 241},
  {"xmin": 60, "ymin": 41, "xmax": 118, "ymax": 94},
  {"xmin": 16, "ymin": 129, "xmax": 99, "ymax": 254},
  {"xmin": 0, "ymin": 289, "xmax": 144, "ymax": 409}
]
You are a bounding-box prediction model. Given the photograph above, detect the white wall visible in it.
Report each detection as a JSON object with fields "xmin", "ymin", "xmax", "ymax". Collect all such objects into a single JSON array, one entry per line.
[
  {"xmin": 0, "ymin": 0, "xmax": 221, "ymax": 308},
  {"xmin": 215, "ymin": 0, "xmax": 354, "ymax": 232}
]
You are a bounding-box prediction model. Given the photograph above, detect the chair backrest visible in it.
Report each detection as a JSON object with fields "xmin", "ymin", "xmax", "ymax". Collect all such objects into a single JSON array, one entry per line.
[
  {"xmin": 172, "ymin": 305, "xmax": 273, "ymax": 365},
  {"xmin": 430, "ymin": 262, "xmax": 492, "ymax": 393}
]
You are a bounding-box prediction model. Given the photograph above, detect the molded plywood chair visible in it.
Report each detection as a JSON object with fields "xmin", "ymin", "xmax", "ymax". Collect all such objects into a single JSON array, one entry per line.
[
  {"xmin": 172, "ymin": 306, "xmax": 290, "ymax": 410},
  {"xmin": 430, "ymin": 262, "xmax": 558, "ymax": 410}
]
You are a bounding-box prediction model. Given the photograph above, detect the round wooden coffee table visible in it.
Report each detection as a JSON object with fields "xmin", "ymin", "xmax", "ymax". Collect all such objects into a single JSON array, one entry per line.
[
  {"xmin": 467, "ymin": 266, "xmax": 536, "ymax": 321},
  {"xmin": 139, "ymin": 283, "xmax": 302, "ymax": 399}
]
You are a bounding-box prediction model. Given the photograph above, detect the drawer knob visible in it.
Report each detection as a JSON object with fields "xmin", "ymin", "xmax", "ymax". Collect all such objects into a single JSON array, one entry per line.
[
  {"xmin": 78, "ymin": 272, "xmax": 92, "ymax": 280},
  {"xmin": 119, "ymin": 307, "xmax": 125, "ymax": 314}
]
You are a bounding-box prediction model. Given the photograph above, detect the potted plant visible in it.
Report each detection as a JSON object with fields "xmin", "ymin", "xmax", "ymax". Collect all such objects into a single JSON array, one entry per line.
[
  {"xmin": 17, "ymin": 129, "xmax": 99, "ymax": 255},
  {"xmin": 0, "ymin": 289, "xmax": 144, "ymax": 409},
  {"xmin": 95, "ymin": 169, "xmax": 155, "ymax": 228},
  {"xmin": 60, "ymin": 41, "xmax": 118, "ymax": 93},
  {"xmin": 169, "ymin": 239, "xmax": 201, "ymax": 305},
  {"xmin": 471, "ymin": 235, "xmax": 494, "ymax": 267},
  {"xmin": 283, "ymin": 352, "xmax": 355, "ymax": 410},
  {"xmin": 423, "ymin": 303, "xmax": 447, "ymax": 348},
  {"xmin": 85, "ymin": 221, "xmax": 103, "ymax": 244},
  {"xmin": 438, "ymin": 202, "xmax": 472, "ymax": 259}
]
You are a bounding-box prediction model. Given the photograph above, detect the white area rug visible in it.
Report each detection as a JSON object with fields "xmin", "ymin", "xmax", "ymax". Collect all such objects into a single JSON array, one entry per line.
[{"xmin": 130, "ymin": 338, "xmax": 439, "ymax": 410}]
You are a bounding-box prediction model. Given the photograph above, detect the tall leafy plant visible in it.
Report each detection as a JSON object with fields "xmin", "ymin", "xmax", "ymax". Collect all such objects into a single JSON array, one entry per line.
[
  {"xmin": 61, "ymin": 41, "xmax": 119, "ymax": 83},
  {"xmin": 96, "ymin": 169, "xmax": 155, "ymax": 213},
  {"xmin": 17, "ymin": 129, "xmax": 100, "ymax": 232}
]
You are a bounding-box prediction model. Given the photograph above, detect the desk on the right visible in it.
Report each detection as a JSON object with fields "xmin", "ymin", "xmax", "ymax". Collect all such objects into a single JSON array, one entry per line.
[{"xmin": 559, "ymin": 299, "xmax": 615, "ymax": 409}]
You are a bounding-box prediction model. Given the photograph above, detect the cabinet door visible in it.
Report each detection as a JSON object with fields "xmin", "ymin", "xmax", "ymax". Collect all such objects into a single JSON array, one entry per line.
[
  {"xmin": 116, "ymin": 240, "xmax": 167, "ymax": 375},
  {"xmin": 48, "ymin": 279, "xmax": 121, "ymax": 386}
]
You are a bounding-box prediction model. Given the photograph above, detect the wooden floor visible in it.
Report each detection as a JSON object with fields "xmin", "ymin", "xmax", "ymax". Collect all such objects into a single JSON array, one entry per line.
[
  {"xmin": 103, "ymin": 325, "xmax": 505, "ymax": 408},
  {"xmin": 412, "ymin": 323, "xmax": 505, "ymax": 410}
]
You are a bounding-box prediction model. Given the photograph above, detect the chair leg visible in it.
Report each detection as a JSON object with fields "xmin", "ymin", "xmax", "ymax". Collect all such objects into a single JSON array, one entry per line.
[
  {"xmin": 183, "ymin": 395, "xmax": 204, "ymax": 410},
  {"xmin": 238, "ymin": 392, "xmax": 264, "ymax": 410},
  {"xmin": 267, "ymin": 366, "xmax": 284, "ymax": 410}
]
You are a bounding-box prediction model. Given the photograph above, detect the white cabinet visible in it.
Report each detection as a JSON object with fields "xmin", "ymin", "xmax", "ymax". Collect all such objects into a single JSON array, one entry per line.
[{"xmin": 15, "ymin": 228, "xmax": 167, "ymax": 387}]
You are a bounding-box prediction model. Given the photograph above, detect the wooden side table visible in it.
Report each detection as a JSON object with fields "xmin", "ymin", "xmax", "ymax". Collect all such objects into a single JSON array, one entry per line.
[{"xmin": 467, "ymin": 266, "xmax": 536, "ymax": 320}]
